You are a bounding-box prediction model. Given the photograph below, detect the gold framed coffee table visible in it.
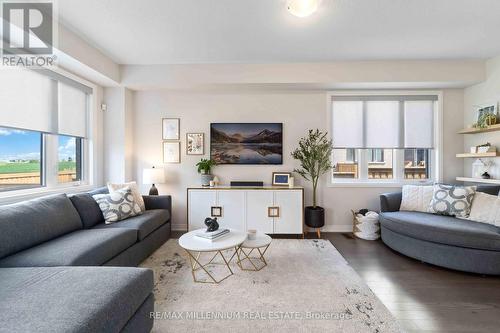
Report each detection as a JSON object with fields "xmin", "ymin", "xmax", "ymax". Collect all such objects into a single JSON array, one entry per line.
[
  {"xmin": 179, "ymin": 229, "xmax": 247, "ymax": 284},
  {"xmin": 236, "ymin": 233, "xmax": 272, "ymax": 271}
]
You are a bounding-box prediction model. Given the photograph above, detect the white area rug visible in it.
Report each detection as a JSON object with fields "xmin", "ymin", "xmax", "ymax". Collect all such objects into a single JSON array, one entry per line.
[{"xmin": 140, "ymin": 239, "xmax": 402, "ymax": 333}]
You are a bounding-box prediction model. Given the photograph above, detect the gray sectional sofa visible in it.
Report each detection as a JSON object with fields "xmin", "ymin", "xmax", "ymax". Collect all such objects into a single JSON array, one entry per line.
[
  {"xmin": 379, "ymin": 185, "xmax": 500, "ymax": 275},
  {"xmin": 0, "ymin": 187, "xmax": 171, "ymax": 333}
]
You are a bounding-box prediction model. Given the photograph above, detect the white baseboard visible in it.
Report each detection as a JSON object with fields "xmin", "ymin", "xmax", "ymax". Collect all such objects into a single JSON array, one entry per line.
[{"xmin": 172, "ymin": 224, "xmax": 187, "ymax": 232}]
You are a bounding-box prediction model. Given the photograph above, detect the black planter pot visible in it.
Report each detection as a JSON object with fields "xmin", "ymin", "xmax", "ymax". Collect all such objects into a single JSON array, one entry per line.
[{"xmin": 305, "ymin": 206, "xmax": 325, "ymax": 228}]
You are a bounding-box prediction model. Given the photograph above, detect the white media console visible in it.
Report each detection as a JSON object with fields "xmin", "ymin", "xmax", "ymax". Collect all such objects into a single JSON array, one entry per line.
[{"xmin": 187, "ymin": 186, "xmax": 304, "ymax": 234}]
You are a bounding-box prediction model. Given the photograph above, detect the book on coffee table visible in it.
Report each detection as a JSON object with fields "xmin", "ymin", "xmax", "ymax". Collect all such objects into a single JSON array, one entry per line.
[{"xmin": 195, "ymin": 228, "xmax": 230, "ymax": 241}]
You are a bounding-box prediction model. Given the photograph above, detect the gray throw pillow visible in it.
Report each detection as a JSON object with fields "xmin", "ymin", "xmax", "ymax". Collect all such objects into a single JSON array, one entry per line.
[
  {"xmin": 92, "ymin": 187, "xmax": 142, "ymax": 224},
  {"xmin": 428, "ymin": 184, "xmax": 476, "ymax": 217}
]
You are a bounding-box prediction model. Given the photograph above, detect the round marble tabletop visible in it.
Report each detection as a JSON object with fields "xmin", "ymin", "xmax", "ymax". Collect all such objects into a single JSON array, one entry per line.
[
  {"xmin": 179, "ymin": 229, "xmax": 247, "ymax": 252},
  {"xmin": 241, "ymin": 233, "xmax": 272, "ymax": 248}
]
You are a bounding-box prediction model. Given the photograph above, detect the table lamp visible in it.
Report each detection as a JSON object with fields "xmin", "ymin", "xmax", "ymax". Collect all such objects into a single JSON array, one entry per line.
[{"xmin": 143, "ymin": 167, "xmax": 165, "ymax": 195}]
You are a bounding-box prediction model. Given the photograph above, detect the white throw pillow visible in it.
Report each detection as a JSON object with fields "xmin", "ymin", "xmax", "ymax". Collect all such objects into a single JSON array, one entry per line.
[
  {"xmin": 93, "ymin": 187, "xmax": 142, "ymax": 224},
  {"xmin": 467, "ymin": 192, "xmax": 500, "ymax": 227},
  {"xmin": 400, "ymin": 185, "xmax": 434, "ymax": 213},
  {"xmin": 428, "ymin": 184, "xmax": 476, "ymax": 218},
  {"xmin": 107, "ymin": 181, "xmax": 145, "ymax": 212}
]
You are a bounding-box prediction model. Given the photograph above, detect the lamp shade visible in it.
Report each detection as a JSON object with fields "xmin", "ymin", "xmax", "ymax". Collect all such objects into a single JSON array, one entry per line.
[{"xmin": 143, "ymin": 168, "xmax": 165, "ymax": 184}]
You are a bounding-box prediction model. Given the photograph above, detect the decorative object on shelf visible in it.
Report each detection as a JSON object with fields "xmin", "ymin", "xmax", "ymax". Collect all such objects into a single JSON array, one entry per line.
[
  {"xmin": 470, "ymin": 146, "xmax": 477, "ymax": 153},
  {"xmin": 272, "ymin": 172, "xmax": 292, "ymax": 186},
  {"xmin": 472, "ymin": 159, "xmax": 485, "ymax": 178},
  {"xmin": 186, "ymin": 133, "xmax": 204, "ymax": 155},
  {"xmin": 472, "ymin": 159, "xmax": 493, "ymax": 179},
  {"xmin": 292, "ymin": 129, "xmax": 333, "ymax": 238},
  {"xmin": 482, "ymin": 171, "xmax": 491, "ymax": 179},
  {"xmin": 209, "ymin": 180, "xmax": 215, "ymax": 187},
  {"xmin": 351, "ymin": 210, "xmax": 380, "ymax": 240},
  {"xmin": 196, "ymin": 158, "xmax": 217, "ymax": 186},
  {"xmin": 162, "ymin": 118, "xmax": 180, "ymax": 140},
  {"xmin": 142, "ymin": 166, "xmax": 165, "ymax": 195},
  {"xmin": 476, "ymin": 142, "xmax": 495, "ymax": 154},
  {"xmin": 213, "ymin": 176, "xmax": 220, "ymax": 186},
  {"xmin": 204, "ymin": 217, "xmax": 219, "ymax": 232},
  {"xmin": 472, "ymin": 103, "xmax": 499, "ymax": 129},
  {"xmin": 210, "ymin": 123, "xmax": 283, "ymax": 165},
  {"xmin": 163, "ymin": 141, "xmax": 181, "ymax": 163}
]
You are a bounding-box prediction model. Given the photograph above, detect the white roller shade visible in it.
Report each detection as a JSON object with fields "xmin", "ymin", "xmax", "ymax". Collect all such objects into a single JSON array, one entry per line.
[
  {"xmin": 0, "ymin": 69, "xmax": 56, "ymax": 133},
  {"xmin": 404, "ymin": 101, "xmax": 434, "ymax": 148},
  {"xmin": 332, "ymin": 101, "xmax": 363, "ymax": 148},
  {"xmin": 58, "ymin": 82, "xmax": 88, "ymax": 138},
  {"xmin": 365, "ymin": 101, "xmax": 401, "ymax": 148}
]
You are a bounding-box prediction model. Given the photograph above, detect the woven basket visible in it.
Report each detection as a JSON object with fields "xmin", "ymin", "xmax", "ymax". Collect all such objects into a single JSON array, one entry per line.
[{"xmin": 351, "ymin": 210, "xmax": 380, "ymax": 240}]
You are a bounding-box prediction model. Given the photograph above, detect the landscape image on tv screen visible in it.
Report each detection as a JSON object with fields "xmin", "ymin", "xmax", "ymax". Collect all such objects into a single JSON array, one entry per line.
[{"xmin": 210, "ymin": 123, "xmax": 283, "ymax": 165}]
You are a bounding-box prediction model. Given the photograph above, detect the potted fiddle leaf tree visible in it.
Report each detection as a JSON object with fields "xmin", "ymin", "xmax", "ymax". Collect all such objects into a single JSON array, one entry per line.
[
  {"xmin": 292, "ymin": 129, "xmax": 333, "ymax": 238},
  {"xmin": 196, "ymin": 158, "xmax": 217, "ymax": 187}
]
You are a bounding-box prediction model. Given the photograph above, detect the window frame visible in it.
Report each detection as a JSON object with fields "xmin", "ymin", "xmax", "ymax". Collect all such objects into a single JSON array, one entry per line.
[
  {"xmin": 327, "ymin": 90, "xmax": 443, "ymax": 188},
  {"xmin": 0, "ymin": 68, "xmax": 98, "ymax": 202}
]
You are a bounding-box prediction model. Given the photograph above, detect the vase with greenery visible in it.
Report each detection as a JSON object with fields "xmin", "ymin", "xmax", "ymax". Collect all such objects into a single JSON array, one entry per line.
[
  {"xmin": 196, "ymin": 158, "xmax": 217, "ymax": 186},
  {"xmin": 291, "ymin": 129, "xmax": 333, "ymax": 237}
]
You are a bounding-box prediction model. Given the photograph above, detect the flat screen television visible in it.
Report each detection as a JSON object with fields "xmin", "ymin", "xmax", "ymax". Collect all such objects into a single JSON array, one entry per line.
[{"xmin": 210, "ymin": 123, "xmax": 283, "ymax": 165}]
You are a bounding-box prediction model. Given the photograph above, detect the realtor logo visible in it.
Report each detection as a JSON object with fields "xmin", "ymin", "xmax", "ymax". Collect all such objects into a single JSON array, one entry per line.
[
  {"xmin": 2, "ymin": 2, "xmax": 53, "ymax": 55},
  {"xmin": 1, "ymin": 1, "xmax": 56, "ymax": 66}
]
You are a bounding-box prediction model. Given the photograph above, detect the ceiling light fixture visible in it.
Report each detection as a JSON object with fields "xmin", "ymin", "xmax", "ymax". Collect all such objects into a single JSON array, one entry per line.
[{"xmin": 287, "ymin": 0, "xmax": 320, "ymax": 18}]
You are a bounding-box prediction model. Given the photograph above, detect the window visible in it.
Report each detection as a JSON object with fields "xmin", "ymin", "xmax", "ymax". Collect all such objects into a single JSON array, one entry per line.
[
  {"xmin": 368, "ymin": 149, "xmax": 393, "ymax": 179},
  {"xmin": 369, "ymin": 149, "xmax": 384, "ymax": 163},
  {"xmin": 58, "ymin": 136, "xmax": 82, "ymax": 183},
  {"xmin": 0, "ymin": 69, "xmax": 91, "ymax": 192},
  {"xmin": 330, "ymin": 93, "xmax": 438, "ymax": 184},
  {"xmin": 0, "ymin": 127, "xmax": 43, "ymax": 191},
  {"xmin": 404, "ymin": 149, "xmax": 430, "ymax": 179},
  {"xmin": 333, "ymin": 149, "xmax": 359, "ymax": 179}
]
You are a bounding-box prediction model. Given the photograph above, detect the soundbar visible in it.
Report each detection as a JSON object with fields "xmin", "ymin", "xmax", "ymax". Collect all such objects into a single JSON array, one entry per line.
[{"xmin": 230, "ymin": 181, "xmax": 264, "ymax": 187}]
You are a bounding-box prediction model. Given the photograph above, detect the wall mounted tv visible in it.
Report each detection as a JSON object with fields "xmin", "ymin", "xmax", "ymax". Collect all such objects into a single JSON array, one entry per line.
[{"xmin": 210, "ymin": 123, "xmax": 283, "ymax": 165}]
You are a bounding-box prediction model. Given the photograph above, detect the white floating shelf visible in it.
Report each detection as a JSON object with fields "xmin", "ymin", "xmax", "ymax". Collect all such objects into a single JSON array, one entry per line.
[
  {"xmin": 456, "ymin": 152, "xmax": 500, "ymax": 158},
  {"xmin": 456, "ymin": 177, "xmax": 500, "ymax": 185}
]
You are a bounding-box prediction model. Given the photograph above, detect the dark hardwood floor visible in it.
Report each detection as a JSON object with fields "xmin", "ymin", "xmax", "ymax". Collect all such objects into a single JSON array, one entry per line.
[
  {"xmin": 170, "ymin": 231, "xmax": 500, "ymax": 332},
  {"xmin": 325, "ymin": 233, "xmax": 500, "ymax": 333}
]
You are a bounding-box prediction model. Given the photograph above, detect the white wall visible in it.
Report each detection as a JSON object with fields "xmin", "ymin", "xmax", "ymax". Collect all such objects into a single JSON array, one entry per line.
[
  {"xmin": 464, "ymin": 56, "xmax": 500, "ymax": 179},
  {"xmin": 132, "ymin": 89, "xmax": 464, "ymax": 231},
  {"xmin": 103, "ymin": 87, "xmax": 134, "ymax": 183}
]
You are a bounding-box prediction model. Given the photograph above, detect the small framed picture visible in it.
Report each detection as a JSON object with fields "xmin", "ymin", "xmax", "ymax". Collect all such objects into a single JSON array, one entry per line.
[
  {"xmin": 163, "ymin": 142, "xmax": 180, "ymax": 163},
  {"xmin": 186, "ymin": 133, "xmax": 204, "ymax": 155},
  {"xmin": 211, "ymin": 206, "xmax": 222, "ymax": 217},
  {"xmin": 272, "ymin": 172, "xmax": 292, "ymax": 186},
  {"xmin": 162, "ymin": 118, "xmax": 180, "ymax": 140}
]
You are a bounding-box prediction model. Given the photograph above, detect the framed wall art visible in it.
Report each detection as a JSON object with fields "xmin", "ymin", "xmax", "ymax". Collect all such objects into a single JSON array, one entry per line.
[
  {"xmin": 162, "ymin": 118, "xmax": 180, "ymax": 140},
  {"xmin": 163, "ymin": 141, "xmax": 180, "ymax": 163},
  {"xmin": 186, "ymin": 133, "xmax": 204, "ymax": 155}
]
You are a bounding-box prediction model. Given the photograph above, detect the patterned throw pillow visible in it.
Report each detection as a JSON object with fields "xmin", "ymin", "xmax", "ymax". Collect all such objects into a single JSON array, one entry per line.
[
  {"xmin": 428, "ymin": 184, "xmax": 476, "ymax": 217},
  {"xmin": 92, "ymin": 187, "xmax": 142, "ymax": 224},
  {"xmin": 107, "ymin": 181, "xmax": 145, "ymax": 212}
]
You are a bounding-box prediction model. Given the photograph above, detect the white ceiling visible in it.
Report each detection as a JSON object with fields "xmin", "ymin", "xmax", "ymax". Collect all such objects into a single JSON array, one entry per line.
[{"xmin": 58, "ymin": 0, "xmax": 500, "ymax": 65}]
